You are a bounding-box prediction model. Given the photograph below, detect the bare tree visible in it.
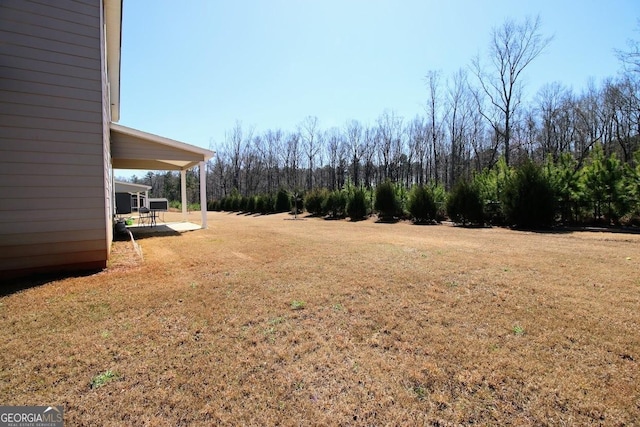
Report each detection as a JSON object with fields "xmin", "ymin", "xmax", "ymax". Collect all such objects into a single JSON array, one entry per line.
[
  {"xmin": 425, "ymin": 70, "xmax": 444, "ymax": 184},
  {"xmin": 300, "ymin": 116, "xmax": 320, "ymax": 190},
  {"xmin": 535, "ymin": 82, "xmax": 575, "ymax": 161},
  {"xmin": 616, "ymin": 20, "xmax": 640, "ymax": 74},
  {"xmin": 472, "ymin": 15, "xmax": 552, "ymax": 166},
  {"xmin": 325, "ymin": 127, "xmax": 342, "ymax": 191},
  {"xmin": 445, "ymin": 68, "xmax": 474, "ymax": 186},
  {"xmin": 225, "ymin": 121, "xmax": 254, "ymax": 193},
  {"xmin": 376, "ymin": 110, "xmax": 403, "ymax": 182},
  {"xmin": 408, "ymin": 115, "xmax": 429, "ymax": 185},
  {"xmin": 345, "ymin": 120, "xmax": 363, "ymax": 186},
  {"xmin": 361, "ymin": 125, "xmax": 378, "ymax": 187},
  {"xmin": 283, "ymin": 131, "xmax": 302, "ymax": 190}
]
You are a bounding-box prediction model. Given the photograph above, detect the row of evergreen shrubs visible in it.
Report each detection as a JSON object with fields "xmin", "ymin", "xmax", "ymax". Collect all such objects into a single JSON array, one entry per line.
[
  {"xmin": 304, "ymin": 187, "xmax": 369, "ymax": 220},
  {"xmin": 447, "ymin": 160, "xmax": 556, "ymax": 228},
  {"xmin": 208, "ymin": 146, "xmax": 640, "ymax": 229},
  {"xmin": 207, "ymin": 189, "xmax": 292, "ymax": 215}
]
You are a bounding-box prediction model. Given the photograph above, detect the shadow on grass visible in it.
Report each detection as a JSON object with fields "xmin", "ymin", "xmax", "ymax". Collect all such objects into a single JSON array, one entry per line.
[
  {"xmin": 375, "ymin": 218, "xmax": 400, "ymax": 224},
  {"xmin": 0, "ymin": 269, "xmax": 101, "ymax": 297},
  {"xmin": 522, "ymin": 225, "xmax": 640, "ymax": 235},
  {"xmin": 126, "ymin": 225, "xmax": 181, "ymax": 240},
  {"xmin": 348, "ymin": 217, "xmax": 369, "ymax": 222},
  {"xmin": 448, "ymin": 223, "xmax": 491, "ymax": 229}
]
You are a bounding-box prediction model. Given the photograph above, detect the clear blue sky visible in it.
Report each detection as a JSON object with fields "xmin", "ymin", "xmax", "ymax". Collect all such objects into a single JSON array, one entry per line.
[{"xmin": 117, "ymin": 0, "xmax": 639, "ymax": 177}]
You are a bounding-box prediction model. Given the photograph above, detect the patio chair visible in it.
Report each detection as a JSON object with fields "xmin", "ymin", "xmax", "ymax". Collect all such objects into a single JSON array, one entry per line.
[{"xmin": 138, "ymin": 207, "xmax": 156, "ymax": 227}]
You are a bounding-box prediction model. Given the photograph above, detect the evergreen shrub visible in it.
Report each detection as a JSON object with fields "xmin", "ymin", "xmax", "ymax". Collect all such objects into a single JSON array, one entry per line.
[
  {"xmin": 503, "ymin": 160, "xmax": 556, "ymax": 228},
  {"xmin": 347, "ymin": 188, "xmax": 369, "ymax": 221},
  {"xmin": 275, "ymin": 189, "xmax": 291, "ymax": 213},
  {"xmin": 375, "ymin": 180, "xmax": 400, "ymax": 221},
  {"xmin": 304, "ymin": 188, "xmax": 329, "ymax": 216},
  {"xmin": 446, "ymin": 180, "xmax": 484, "ymax": 226},
  {"xmin": 323, "ymin": 190, "xmax": 347, "ymax": 219},
  {"xmin": 408, "ymin": 185, "xmax": 437, "ymax": 224}
]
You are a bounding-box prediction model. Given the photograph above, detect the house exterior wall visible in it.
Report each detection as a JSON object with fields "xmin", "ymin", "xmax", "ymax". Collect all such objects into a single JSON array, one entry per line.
[
  {"xmin": 100, "ymin": 0, "xmax": 114, "ymax": 259},
  {"xmin": 0, "ymin": 0, "xmax": 110, "ymax": 279}
]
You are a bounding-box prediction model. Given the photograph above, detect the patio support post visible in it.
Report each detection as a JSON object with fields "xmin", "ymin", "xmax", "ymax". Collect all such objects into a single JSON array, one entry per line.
[
  {"xmin": 181, "ymin": 169, "xmax": 187, "ymax": 221},
  {"xmin": 199, "ymin": 161, "xmax": 207, "ymax": 229}
]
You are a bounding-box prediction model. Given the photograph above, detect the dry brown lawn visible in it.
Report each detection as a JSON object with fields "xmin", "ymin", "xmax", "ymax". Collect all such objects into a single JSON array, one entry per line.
[{"xmin": 1, "ymin": 212, "xmax": 639, "ymax": 425}]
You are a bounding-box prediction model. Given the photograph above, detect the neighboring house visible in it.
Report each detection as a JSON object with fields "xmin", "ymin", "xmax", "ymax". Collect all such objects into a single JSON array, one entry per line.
[
  {"xmin": 114, "ymin": 180, "xmax": 152, "ymax": 213},
  {"xmin": 0, "ymin": 0, "xmax": 214, "ymax": 280}
]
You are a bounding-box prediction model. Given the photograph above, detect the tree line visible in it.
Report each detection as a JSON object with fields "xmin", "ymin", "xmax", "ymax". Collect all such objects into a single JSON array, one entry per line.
[{"xmin": 125, "ymin": 16, "xmax": 640, "ymax": 226}]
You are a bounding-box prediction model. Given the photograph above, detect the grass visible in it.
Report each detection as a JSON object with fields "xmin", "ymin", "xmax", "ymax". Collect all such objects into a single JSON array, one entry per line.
[
  {"xmin": 90, "ymin": 370, "xmax": 119, "ymax": 389},
  {"xmin": 1, "ymin": 211, "xmax": 640, "ymax": 425},
  {"xmin": 290, "ymin": 300, "xmax": 306, "ymax": 310},
  {"xmin": 512, "ymin": 324, "xmax": 525, "ymax": 336}
]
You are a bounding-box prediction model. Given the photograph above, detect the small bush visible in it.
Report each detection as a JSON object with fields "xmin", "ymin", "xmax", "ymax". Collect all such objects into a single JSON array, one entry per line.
[
  {"xmin": 323, "ymin": 190, "xmax": 347, "ymax": 219},
  {"xmin": 431, "ymin": 184, "xmax": 448, "ymax": 221},
  {"xmin": 503, "ymin": 160, "xmax": 556, "ymax": 228},
  {"xmin": 255, "ymin": 195, "xmax": 266, "ymax": 214},
  {"xmin": 245, "ymin": 196, "xmax": 256, "ymax": 213},
  {"xmin": 230, "ymin": 196, "xmax": 241, "ymax": 212},
  {"xmin": 408, "ymin": 185, "xmax": 437, "ymax": 224},
  {"xmin": 446, "ymin": 180, "xmax": 484, "ymax": 226},
  {"xmin": 264, "ymin": 194, "xmax": 276, "ymax": 213},
  {"xmin": 275, "ymin": 189, "xmax": 291, "ymax": 213},
  {"xmin": 347, "ymin": 188, "xmax": 369, "ymax": 221},
  {"xmin": 375, "ymin": 180, "xmax": 400, "ymax": 221},
  {"xmin": 304, "ymin": 188, "xmax": 329, "ymax": 216}
]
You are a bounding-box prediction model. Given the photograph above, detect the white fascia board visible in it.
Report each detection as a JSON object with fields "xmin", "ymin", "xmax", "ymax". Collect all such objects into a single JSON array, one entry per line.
[{"xmin": 105, "ymin": 0, "xmax": 122, "ymax": 122}]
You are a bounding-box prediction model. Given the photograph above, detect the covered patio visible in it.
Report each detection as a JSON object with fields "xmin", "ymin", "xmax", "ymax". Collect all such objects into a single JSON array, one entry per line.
[{"xmin": 110, "ymin": 123, "xmax": 215, "ymax": 229}]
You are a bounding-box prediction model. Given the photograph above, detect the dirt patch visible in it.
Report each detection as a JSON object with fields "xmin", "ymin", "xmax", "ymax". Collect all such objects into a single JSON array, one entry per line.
[
  {"xmin": 107, "ymin": 238, "xmax": 143, "ymax": 272},
  {"xmin": 1, "ymin": 212, "xmax": 639, "ymax": 425}
]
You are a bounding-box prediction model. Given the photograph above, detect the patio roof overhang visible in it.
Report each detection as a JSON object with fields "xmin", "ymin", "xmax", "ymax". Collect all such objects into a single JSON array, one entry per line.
[
  {"xmin": 110, "ymin": 123, "xmax": 215, "ymax": 171},
  {"xmin": 109, "ymin": 123, "xmax": 215, "ymax": 229},
  {"xmin": 114, "ymin": 180, "xmax": 152, "ymax": 193}
]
